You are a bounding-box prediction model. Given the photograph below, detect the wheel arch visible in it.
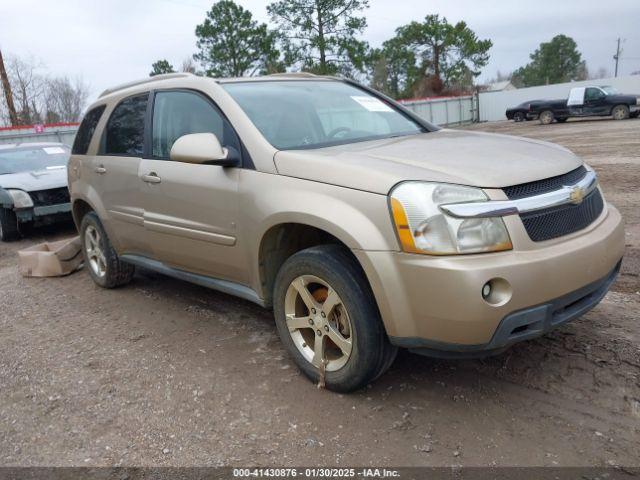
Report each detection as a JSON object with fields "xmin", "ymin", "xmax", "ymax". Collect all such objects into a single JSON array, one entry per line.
[
  {"xmin": 256, "ymin": 221, "xmax": 376, "ymax": 309},
  {"xmin": 69, "ymin": 183, "xmax": 121, "ymax": 245},
  {"xmin": 0, "ymin": 188, "xmax": 14, "ymax": 209},
  {"xmin": 611, "ymin": 103, "xmax": 630, "ymax": 116},
  {"xmin": 72, "ymin": 198, "xmax": 95, "ymax": 228}
]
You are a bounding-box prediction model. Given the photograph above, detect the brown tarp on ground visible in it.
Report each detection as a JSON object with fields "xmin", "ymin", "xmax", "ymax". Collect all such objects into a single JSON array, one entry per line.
[{"xmin": 18, "ymin": 237, "xmax": 83, "ymax": 277}]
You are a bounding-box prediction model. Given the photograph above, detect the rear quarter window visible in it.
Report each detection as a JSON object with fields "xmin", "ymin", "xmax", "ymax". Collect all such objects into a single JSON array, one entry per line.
[
  {"xmin": 72, "ymin": 105, "xmax": 106, "ymax": 155},
  {"xmin": 103, "ymin": 93, "xmax": 149, "ymax": 156}
]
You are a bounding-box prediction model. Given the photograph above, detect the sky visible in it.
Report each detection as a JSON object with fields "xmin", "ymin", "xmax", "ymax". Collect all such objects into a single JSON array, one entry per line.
[{"xmin": 1, "ymin": 0, "xmax": 639, "ymax": 100}]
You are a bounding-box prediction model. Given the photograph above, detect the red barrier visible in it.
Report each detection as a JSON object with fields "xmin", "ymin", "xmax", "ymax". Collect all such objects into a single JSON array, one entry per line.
[{"xmin": 0, "ymin": 122, "xmax": 80, "ymax": 132}]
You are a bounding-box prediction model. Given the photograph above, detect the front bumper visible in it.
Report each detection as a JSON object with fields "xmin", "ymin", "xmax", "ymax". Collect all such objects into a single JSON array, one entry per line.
[
  {"xmin": 395, "ymin": 261, "xmax": 620, "ymax": 358},
  {"xmin": 353, "ymin": 203, "xmax": 625, "ymax": 355},
  {"xmin": 15, "ymin": 203, "xmax": 72, "ymax": 225}
]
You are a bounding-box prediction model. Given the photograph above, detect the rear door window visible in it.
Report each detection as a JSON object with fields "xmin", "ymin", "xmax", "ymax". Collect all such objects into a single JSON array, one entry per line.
[
  {"xmin": 104, "ymin": 93, "xmax": 149, "ymax": 156},
  {"xmin": 72, "ymin": 105, "xmax": 106, "ymax": 155}
]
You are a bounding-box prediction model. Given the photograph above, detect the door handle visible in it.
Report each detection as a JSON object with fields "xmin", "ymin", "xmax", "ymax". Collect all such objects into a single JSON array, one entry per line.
[
  {"xmin": 95, "ymin": 165, "xmax": 106, "ymax": 174},
  {"xmin": 141, "ymin": 172, "xmax": 161, "ymax": 184}
]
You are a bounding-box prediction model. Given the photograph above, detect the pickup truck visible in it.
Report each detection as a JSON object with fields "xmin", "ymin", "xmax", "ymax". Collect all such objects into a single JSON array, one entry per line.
[{"xmin": 529, "ymin": 86, "xmax": 640, "ymax": 124}]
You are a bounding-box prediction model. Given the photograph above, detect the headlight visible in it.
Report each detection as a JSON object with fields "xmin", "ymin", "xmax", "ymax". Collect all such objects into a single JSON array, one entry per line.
[
  {"xmin": 7, "ymin": 189, "xmax": 34, "ymax": 208},
  {"xmin": 390, "ymin": 182, "xmax": 512, "ymax": 255}
]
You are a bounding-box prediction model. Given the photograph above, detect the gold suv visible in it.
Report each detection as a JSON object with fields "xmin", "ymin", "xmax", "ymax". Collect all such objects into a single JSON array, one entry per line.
[{"xmin": 68, "ymin": 73, "xmax": 625, "ymax": 392}]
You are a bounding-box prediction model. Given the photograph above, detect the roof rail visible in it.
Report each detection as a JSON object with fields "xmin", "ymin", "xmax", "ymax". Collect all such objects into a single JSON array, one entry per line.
[
  {"xmin": 267, "ymin": 72, "xmax": 318, "ymax": 78},
  {"xmin": 99, "ymin": 72, "xmax": 195, "ymax": 98}
]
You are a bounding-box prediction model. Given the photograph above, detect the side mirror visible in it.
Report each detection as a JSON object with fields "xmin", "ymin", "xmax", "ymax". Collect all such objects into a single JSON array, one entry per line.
[{"xmin": 169, "ymin": 133, "xmax": 239, "ymax": 167}]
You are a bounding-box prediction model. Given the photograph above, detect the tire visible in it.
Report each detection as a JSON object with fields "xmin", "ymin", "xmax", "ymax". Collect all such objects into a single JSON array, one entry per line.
[
  {"xmin": 612, "ymin": 104, "xmax": 629, "ymax": 120},
  {"xmin": 513, "ymin": 112, "xmax": 525, "ymax": 122},
  {"xmin": 0, "ymin": 208, "xmax": 20, "ymax": 241},
  {"xmin": 556, "ymin": 117, "xmax": 568, "ymax": 123},
  {"xmin": 80, "ymin": 211, "xmax": 134, "ymax": 288},
  {"xmin": 273, "ymin": 244, "xmax": 397, "ymax": 392},
  {"xmin": 539, "ymin": 110, "xmax": 554, "ymax": 125}
]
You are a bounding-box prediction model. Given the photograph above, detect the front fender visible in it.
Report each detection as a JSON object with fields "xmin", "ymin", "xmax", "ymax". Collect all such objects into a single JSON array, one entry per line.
[
  {"xmin": 247, "ymin": 177, "xmax": 398, "ymax": 253},
  {"xmin": 239, "ymin": 170, "xmax": 400, "ymax": 295},
  {"xmin": 0, "ymin": 188, "xmax": 14, "ymax": 209}
]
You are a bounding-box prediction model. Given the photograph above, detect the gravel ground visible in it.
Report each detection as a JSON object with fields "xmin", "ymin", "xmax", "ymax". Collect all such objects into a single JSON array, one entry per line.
[{"xmin": 1, "ymin": 117, "xmax": 638, "ymax": 467}]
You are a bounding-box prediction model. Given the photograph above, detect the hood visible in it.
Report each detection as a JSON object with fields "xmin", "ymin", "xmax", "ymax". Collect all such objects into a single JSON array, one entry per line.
[
  {"xmin": 0, "ymin": 166, "xmax": 68, "ymax": 192},
  {"xmin": 608, "ymin": 93, "xmax": 639, "ymax": 103},
  {"xmin": 274, "ymin": 130, "xmax": 583, "ymax": 194}
]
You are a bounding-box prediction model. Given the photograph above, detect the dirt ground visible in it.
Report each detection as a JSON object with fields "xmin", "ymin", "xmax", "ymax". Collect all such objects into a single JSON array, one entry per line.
[{"xmin": 1, "ymin": 118, "xmax": 638, "ymax": 468}]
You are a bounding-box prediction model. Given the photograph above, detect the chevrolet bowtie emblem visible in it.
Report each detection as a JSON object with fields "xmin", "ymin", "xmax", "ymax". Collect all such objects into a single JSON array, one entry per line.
[{"xmin": 569, "ymin": 186, "xmax": 586, "ymax": 204}]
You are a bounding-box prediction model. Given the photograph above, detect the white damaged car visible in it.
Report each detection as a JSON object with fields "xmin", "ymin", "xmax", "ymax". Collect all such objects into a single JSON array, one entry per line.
[{"xmin": 0, "ymin": 143, "xmax": 72, "ymax": 241}]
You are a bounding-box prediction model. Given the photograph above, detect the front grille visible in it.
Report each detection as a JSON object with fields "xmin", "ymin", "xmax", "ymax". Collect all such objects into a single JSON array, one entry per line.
[
  {"xmin": 503, "ymin": 166, "xmax": 587, "ymax": 200},
  {"xmin": 519, "ymin": 189, "xmax": 604, "ymax": 242},
  {"xmin": 30, "ymin": 187, "xmax": 70, "ymax": 207}
]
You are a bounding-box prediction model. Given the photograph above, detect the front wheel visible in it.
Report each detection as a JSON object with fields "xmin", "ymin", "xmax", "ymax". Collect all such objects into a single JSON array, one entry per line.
[
  {"xmin": 0, "ymin": 208, "xmax": 20, "ymax": 241},
  {"xmin": 539, "ymin": 110, "xmax": 554, "ymax": 125},
  {"xmin": 80, "ymin": 212, "xmax": 135, "ymax": 288},
  {"xmin": 273, "ymin": 245, "xmax": 397, "ymax": 392},
  {"xmin": 612, "ymin": 104, "xmax": 629, "ymax": 120}
]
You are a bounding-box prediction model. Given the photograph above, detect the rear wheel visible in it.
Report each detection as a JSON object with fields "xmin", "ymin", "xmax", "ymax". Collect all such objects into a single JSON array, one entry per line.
[
  {"xmin": 273, "ymin": 245, "xmax": 396, "ymax": 392},
  {"xmin": 539, "ymin": 110, "xmax": 554, "ymax": 125},
  {"xmin": 612, "ymin": 104, "xmax": 629, "ymax": 120},
  {"xmin": 80, "ymin": 212, "xmax": 134, "ymax": 288},
  {"xmin": 0, "ymin": 208, "xmax": 20, "ymax": 241}
]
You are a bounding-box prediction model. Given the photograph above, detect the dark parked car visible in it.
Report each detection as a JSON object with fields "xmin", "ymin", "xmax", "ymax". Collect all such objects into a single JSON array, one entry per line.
[
  {"xmin": 529, "ymin": 86, "xmax": 640, "ymax": 124},
  {"xmin": 505, "ymin": 100, "xmax": 544, "ymax": 121},
  {"xmin": 0, "ymin": 143, "xmax": 71, "ymax": 241}
]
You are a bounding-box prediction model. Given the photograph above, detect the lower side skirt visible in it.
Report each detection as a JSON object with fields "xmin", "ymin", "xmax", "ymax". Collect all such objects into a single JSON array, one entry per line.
[{"xmin": 119, "ymin": 254, "xmax": 266, "ymax": 308}]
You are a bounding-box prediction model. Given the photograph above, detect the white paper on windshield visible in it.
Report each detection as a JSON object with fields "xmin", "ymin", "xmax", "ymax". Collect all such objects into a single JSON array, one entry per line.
[
  {"xmin": 43, "ymin": 147, "xmax": 66, "ymax": 155},
  {"xmin": 351, "ymin": 96, "xmax": 393, "ymax": 112}
]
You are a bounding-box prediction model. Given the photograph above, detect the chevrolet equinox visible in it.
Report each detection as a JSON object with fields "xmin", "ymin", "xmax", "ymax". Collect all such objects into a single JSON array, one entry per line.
[{"xmin": 68, "ymin": 73, "xmax": 625, "ymax": 392}]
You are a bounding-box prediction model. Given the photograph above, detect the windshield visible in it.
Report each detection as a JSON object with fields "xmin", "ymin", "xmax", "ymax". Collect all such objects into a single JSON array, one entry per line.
[
  {"xmin": 223, "ymin": 80, "xmax": 424, "ymax": 150},
  {"xmin": 0, "ymin": 145, "xmax": 69, "ymax": 175},
  {"xmin": 600, "ymin": 86, "xmax": 618, "ymax": 95}
]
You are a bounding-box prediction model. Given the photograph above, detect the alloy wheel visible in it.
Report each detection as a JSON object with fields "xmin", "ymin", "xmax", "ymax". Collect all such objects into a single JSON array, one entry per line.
[
  {"xmin": 284, "ymin": 275, "xmax": 353, "ymax": 372},
  {"xmin": 540, "ymin": 111, "xmax": 553, "ymax": 124},
  {"xmin": 612, "ymin": 106, "xmax": 628, "ymax": 120},
  {"xmin": 84, "ymin": 225, "xmax": 107, "ymax": 277}
]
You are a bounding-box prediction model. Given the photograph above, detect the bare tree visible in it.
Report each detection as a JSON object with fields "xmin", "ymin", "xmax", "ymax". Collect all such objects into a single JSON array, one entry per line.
[
  {"xmin": 7, "ymin": 55, "xmax": 47, "ymax": 125},
  {"xmin": 589, "ymin": 66, "xmax": 610, "ymax": 80},
  {"xmin": 0, "ymin": 53, "xmax": 90, "ymax": 127},
  {"xmin": 44, "ymin": 76, "xmax": 90, "ymax": 123},
  {"xmin": 0, "ymin": 48, "xmax": 18, "ymax": 126},
  {"xmin": 181, "ymin": 57, "xmax": 197, "ymax": 74}
]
